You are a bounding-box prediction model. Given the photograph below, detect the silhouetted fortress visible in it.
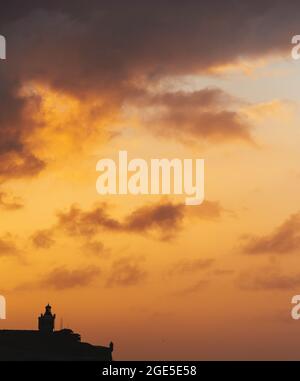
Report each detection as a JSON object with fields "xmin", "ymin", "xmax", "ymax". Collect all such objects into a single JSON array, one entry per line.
[{"xmin": 0, "ymin": 304, "xmax": 113, "ymax": 361}]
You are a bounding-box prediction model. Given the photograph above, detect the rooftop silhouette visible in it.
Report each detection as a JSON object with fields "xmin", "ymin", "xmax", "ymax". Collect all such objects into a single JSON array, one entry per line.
[{"xmin": 0, "ymin": 304, "xmax": 113, "ymax": 361}]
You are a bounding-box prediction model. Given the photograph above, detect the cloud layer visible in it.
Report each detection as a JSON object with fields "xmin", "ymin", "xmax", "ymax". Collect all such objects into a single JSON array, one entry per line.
[{"xmin": 0, "ymin": 1, "xmax": 298, "ymax": 180}]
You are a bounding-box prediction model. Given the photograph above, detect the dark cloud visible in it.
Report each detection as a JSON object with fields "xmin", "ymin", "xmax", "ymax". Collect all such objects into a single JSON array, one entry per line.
[
  {"xmin": 0, "ymin": 77, "xmax": 45, "ymax": 181},
  {"xmin": 242, "ymin": 212, "xmax": 300, "ymax": 255},
  {"xmin": 56, "ymin": 200, "xmax": 223, "ymax": 241},
  {"xmin": 31, "ymin": 229, "xmax": 55, "ymax": 249},
  {"xmin": 2, "ymin": 1, "xmax": 297, "ymax": 88},
  {"xmin": 0, "ymin": 1, "xmax": 298, "ymax": 178},
  {"xmin": 124, "ymin": 202, "xmax": 185, "ymax": 240},
  {"xmin": 106, "ymin": 257, "xmax": 146, "ymax": 287}
]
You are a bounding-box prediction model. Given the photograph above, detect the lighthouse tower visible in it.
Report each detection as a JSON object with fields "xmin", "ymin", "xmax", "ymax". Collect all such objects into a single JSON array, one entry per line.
[{"xmin": 38, "ymin": 304, "xmax": 56, "ymax": 333}]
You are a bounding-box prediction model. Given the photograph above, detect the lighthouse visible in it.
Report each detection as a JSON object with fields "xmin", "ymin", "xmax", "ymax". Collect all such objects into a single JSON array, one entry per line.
[{"xmin": 38, "ymin": 304, "xmax": 56, "ymax": 333}]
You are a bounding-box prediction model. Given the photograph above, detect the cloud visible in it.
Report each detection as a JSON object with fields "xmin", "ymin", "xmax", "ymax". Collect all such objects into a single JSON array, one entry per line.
[
  {"xmin": 2, "ymin": 1, "xmax": 297, "ymax": 93},
  {"xmin": 0, "ymin": 1, "xmax": 298, "ymax": 178},
  {"xmin": 213, "ymin": 269, "xmax": 235, "ymax": 276},
  {"xmin": 242, "ymin": 212, "xmax": 300, "ymax": 255},
  {"xmin": 0, "ymin": 190, "xmax": 23, "ymax": 210},
  {"xmin": 81, "ymin": 240, "xmax": 107, "ymax": 257},
  {"xmin": 13, "ymin": 266, "xmax": 100, "ymax": 291},
  {"xmin": 0, "ymin": 79, "xmax": 46, "ymax": 181},
  {"xmin": 0, "ymin": 150, "xmax": 45, "ymax": 181},
  {"xmin": 169, "ymin": 258, "xmax": 215, "ymax": 276},
  {"xmin": 238, "ymin": 266, "xmax": 300, "ymax": 291},
  {"xmin": 187, "ymin": 200, "xmax": 225, "ymax": 220},
  {"xmin": 130, "ymin": 89, "xmax": 253, "ymax": 144},
  {"xmin": 0, "ymin": 235, "xmax": 20, "ymax": 257},
  {"xmin": 38, "ymin": 266, "xmax": 100, "ymax": 289},
  {"xmin": 31, "ymin": 229, "xmax": 55, "ymax": 249},
  {"xmin": 106, "ymin": 257, "xmax": 146, "ymax": 287},
  {"xmin": 175, "ymin": 279, "xmax": 210, "ymax": 296},
  {"xmin": 56, "ymin": 200, "xmax": 223, "ymax": 241},
  {"xmin": 242, "ymin": 100, "xmax": 294, "ymax": 124},
  {"xmin": 124, "ymin": 202, "xmax": 185, "ymax": 240},
  {"xmin": 56, "ymin": 203, "xmax": 122, "ymax": 237}
]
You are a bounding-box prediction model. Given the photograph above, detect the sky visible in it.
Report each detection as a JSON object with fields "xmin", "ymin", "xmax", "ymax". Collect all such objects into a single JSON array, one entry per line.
[{"xmin": 1, "ymin": 0, "xmax": 300, "ymax": 360}]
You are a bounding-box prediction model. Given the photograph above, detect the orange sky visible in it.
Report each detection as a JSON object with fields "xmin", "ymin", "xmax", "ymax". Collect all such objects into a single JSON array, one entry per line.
[{"xmin": 1, "ymin": 1, "xmax": 300, "ymax": 360}]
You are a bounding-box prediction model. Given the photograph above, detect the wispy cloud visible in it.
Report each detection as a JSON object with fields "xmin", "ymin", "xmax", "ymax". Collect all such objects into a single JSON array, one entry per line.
[
  {"xmin": 0, "ymin": 190, "xmax": 23, "ymax": 210},
  {"xmin": 31, "ymin": 229, "xmax": 55, "ymax": 249},
  {"xmin": 169, "ymin": 258, "xmax": 215, "ymax": 276},
  {"xmin": 106, "ymin": 257, "xmax": 146, "ymax": 287},
  {"xmin": 237, "ymin": 266, "xmax": 300, "ymax": 291},
  {"xmin": 0, "ymin": 235, "xmax": 20, "ymax": 257},
  {"xmin": 174, "ymin": 279, "xmax": 210, "ymax": 296},
  {"xmin": 242, "ymin": 212, "xmax": 300, "ymax": 255},
  {"xmin": 15, "ymin": 266, "xmax": 100, "ymax": 291}
]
